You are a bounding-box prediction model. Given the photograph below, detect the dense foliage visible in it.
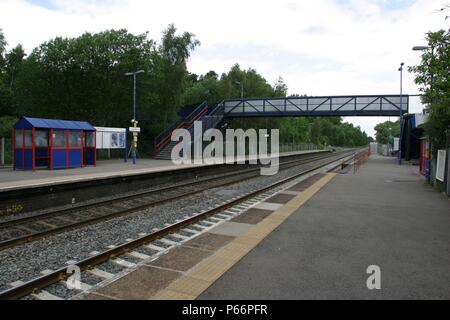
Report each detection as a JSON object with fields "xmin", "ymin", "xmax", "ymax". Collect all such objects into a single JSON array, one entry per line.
[
  {"xmin": 0, "ymin": 26, "xmax": 369, "ymax": 151},
  {"xmin": 408, "ymin": 29, "xmax": 450, "ymax": 151},
  {"xmin": 183, "ymin": 64, "xmax": 369, "ymax": 147},
  {"xmin": 0, "ymin": 25, "xmax": 199, "ymax": 140},
  {"xmin": 374, "ymin": 120, "xmax": 400, "ymax": 144}
]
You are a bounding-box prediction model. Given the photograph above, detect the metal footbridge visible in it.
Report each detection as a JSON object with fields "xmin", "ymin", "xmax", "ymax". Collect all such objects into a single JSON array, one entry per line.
[{"xmin": 153, "ymin": 94, "xmax": 409, "ymax": 158}]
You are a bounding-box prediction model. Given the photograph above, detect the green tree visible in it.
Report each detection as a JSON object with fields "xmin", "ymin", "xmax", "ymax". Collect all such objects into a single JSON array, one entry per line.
[
  {"xmin": 5, "ymin": 44, "xmax": 25, "ymax": 90},
  {"xmin": 408, "ymin": 29, "xmax": 450, "ymax": 150},
  {"xmin": 0, "ymin": 29, "xmax": 16, "ymax": 138},
  {"xmin": 3, "ymin": 44, "xmax": 25, "ymax": 117},
  {"xmin": 11, "ymin": 26, "xmax": 200, "ymax": 148},
  {"xmin": 183, "ymin": 65, "xmax": 369, "ymax": 148},
  {"xmin": 217, "ymin": 64, "xmax": 274, "ymax": 100},
  {"xmin": 157, "ymin": 24, "xmax": 200, "ymax": 127},
  {"xmin": 15, "ymin": 30, "xmax": 153, "ymax": 124},
  {"xmin": 0, "ymin": 115, "xmax": 16, "ymax": 137},
  {"xmin": 182, "ymin": 71, "xmax": 221, "ymax": 105},
  {"xmin": 279, "ymin": 117, "xmax": 310, "ymax": 144},
  {"xmin": 4, "ymin": 25, "xmax": 370, "ymax": 152},
  {"xmin": 0, "ymin": 28, "xmax": 6, "ymax": 66},
  {"xmin": 273, "ymin": 77, "xmax": 288, "ymax": 97},
  {"xmin": 374, "ymin": 120, "xmax": 400, "ymax": 144}
]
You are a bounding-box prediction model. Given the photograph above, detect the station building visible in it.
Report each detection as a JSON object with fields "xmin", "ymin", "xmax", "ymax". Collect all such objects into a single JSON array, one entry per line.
[{"xmin": 400, "ymin": 113, "xmax": 429, "ymax": 176}]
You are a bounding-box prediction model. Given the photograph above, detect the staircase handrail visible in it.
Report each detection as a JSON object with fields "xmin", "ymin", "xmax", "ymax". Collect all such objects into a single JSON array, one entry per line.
[
  {"xmin": 154, "ymin": 101, "xmax": 208, "ymax": 144},
  {"xmin": 184, "ymin": 102, "xmax": 225, "ymax": 144},
  {"xmin": 153, "ymin": 101, "xmax": 208, "ymax": 155}
]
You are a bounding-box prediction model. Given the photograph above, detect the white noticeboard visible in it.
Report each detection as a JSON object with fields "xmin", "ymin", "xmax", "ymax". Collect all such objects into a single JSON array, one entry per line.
[
  {"xmin": 436, "ymin": 149, "xmax": 446, "ymax": 182},
  {"xmin": 370, "ymin": 142, "xmax": 377, "ymax": 155},
  {"xmin": 393, "ymin": 138, "xmax": 399, "ymax": 151},
  {"xmin": 95, "ymin": 126, "xmax": 126, "ymax": 149}
]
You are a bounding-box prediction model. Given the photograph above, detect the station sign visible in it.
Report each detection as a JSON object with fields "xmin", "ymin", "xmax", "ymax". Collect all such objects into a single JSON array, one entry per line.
[{"xmin": 129, "ymin": 127, "xmax": 141, "ymax": 133}]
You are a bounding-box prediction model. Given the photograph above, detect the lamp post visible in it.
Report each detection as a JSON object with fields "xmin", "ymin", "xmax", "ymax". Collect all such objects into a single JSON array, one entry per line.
[
  {"xmin": 235, "ymin": 81, "xmax": 244, "ymax": 128},
  {"xmin": 398, "ymin": 62, "xmax": 404, "ymax": 165},
  {"xmin": 388, "ymin": 127, "xmax": 393, "ymax": 155},
  {"xmin": 234, "ymin": 81, "xmax": 244, "ymax": 100},
  {"xmin": 125, "ymin": 69, "xmax": 145, "ymax": 164}
]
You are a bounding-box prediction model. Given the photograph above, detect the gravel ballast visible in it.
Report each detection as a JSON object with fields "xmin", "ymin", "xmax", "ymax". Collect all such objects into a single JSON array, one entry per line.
[{"xmin": 0, "ymin": 153, "xmax": 349, "ymax": 292}]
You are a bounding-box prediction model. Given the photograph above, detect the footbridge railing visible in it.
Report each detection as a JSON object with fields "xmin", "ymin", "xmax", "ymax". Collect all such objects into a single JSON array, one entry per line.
[{"xmin": 222, "ymin": 95, "xmax": 409, "ymax": 118}]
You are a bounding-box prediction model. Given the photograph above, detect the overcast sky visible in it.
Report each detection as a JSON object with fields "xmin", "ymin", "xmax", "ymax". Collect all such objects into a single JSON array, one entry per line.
[{"xmin": 1, "ymin": 0, "xmax": 448, "ymax": 137}]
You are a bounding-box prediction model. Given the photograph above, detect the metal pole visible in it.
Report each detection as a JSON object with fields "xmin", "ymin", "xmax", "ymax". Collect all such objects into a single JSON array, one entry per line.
[
  {"xmin": 133, "ymin": 73, "xmax": 136, "ymax": 121},
  {"xmin": 125, "ymin": 70, "xmax": 144, "ymax": 165},
  {"xmin": 235, "ymin": 81, "xmax": 243, "ymax": 100},
  {"xmin": 124, "ymin": 128, "xmax": 128, "ymax": 163},
  {"xmin": 132, "ymin": 121, "xmax": 137, "ymax": 165},
  {"xmin": 430, "ymin": 45, "xmax": 435, "ymax": 104},
  {"xmin": 398, "ymin": 62, "xmax": 404, "ymax": 165},
  {"xmin": 132, "ymin": 73, "xmax": 137, "ymax": 165}
]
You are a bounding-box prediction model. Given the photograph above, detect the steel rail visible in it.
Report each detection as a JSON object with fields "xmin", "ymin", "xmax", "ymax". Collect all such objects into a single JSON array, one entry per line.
[
  {"xmin": 0, "ymin": 152, "xmax": 328, "ymax": 228},
  {"xmin": 0, "ymin": 150, "xmax": 356, "ymax": 300},
  {"xmin": 0, "ymin": 152, "xmax": 337, "ymax": 250}
]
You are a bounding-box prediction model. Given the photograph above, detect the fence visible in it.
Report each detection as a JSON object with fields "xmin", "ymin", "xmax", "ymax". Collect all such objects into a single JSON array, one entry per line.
[
  {"xmin": 444, "ymin": 130, "xmax": 450, "ymax": 196},
  {"xmin": 279, "ymin": 142, "xmax": 321, "ymax": 153},
  {"xmin": 0, "ymin": 137, "xmax": 12, "ymax": 167},
  {"xmin": 425, "ymin": 131, "xmax": 450, "ymax": 196},
  {"xmin": 353, "ymin": 147, "xmax": 370, "ymax": 173}
]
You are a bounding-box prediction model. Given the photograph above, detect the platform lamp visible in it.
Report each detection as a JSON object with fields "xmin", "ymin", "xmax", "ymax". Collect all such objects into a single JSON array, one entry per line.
[
  {"xmin": 234, "ymin": 81, "xmax": 244, "ymax": 100},
  {"xmin": 234, "ymin": 81, "xmax": 244, "ymax": 128},
  {"xmin": 125, "ymin": 69, "xmax": 145, "ymax": 164},
  {"xmin": 398, "ymin": 62, "xmax": 404, "ymax": 165}
]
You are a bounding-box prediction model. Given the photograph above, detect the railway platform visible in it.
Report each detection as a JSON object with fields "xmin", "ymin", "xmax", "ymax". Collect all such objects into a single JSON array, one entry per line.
[
  {"xmin": 0, "ymin": 150, "xmax": 323, "ymax": 192},
  {"xmin": 80, "ymin": 155, "xmax": 450, "ymax": 300},
  {"xmin": 199, "ymin": 155, "xmax": 450, "ymax": 299},
  {"xmin": 0, "ymin": 159, "xmax": 176, "ymax": 192}
]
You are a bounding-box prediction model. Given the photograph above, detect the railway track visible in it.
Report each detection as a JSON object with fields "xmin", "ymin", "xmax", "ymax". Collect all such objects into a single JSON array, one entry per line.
[
  {"xmin": 0, "ymin": 151, "xmax": 339, "ymax": 251},
  {"xmin": 0, "ymin": 150, "xmax": 355, "ymax": 300}
]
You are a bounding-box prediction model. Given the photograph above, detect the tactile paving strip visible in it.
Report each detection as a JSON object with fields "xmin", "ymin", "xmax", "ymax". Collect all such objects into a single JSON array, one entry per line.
[{"xmin": 149, "ymin": 173, "xmax": 337, "ymax": 300}]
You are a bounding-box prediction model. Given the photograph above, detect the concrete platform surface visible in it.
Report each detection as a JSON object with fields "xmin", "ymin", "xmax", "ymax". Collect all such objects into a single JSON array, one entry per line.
[
  {"xmin": 199, "ymin": 156, "xmax": 450, "ymax": 299},
  {"xmin": 0, "ymin": 159, "xmax": 177, "ymax": 191},
  {"xmin": 0, "ymin": 149, "xmax": 324, "ymax": 192},
  {"xmin": 80, "ymin": 171, "xmax": 336, "ymax": 300}
]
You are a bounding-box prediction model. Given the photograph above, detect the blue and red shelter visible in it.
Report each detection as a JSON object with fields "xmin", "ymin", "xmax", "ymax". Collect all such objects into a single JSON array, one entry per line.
[{"xmin": 13, "ymin": 117, "xmax": 96, "ymax": 170}]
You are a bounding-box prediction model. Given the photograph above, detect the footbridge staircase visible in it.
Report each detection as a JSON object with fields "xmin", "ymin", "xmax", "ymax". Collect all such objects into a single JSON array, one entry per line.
[
  {"xmin": 153, "ymin": 101, "xmax": 225, "ymax": 159},
  {"xmin": 153, "ymin": 94, "xmax": 409, "ymax": 159}
]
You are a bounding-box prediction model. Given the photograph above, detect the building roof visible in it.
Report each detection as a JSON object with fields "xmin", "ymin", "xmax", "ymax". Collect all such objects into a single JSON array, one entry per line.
[{"xmin": 14, "ymin": 117, "xmax": 96, "ymax": 131}]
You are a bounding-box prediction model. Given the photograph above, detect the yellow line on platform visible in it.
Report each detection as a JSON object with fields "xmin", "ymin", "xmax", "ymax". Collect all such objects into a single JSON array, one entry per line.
[{"xmin": 150, "ymin": 172, "xmax": 338, "ymax": 300}]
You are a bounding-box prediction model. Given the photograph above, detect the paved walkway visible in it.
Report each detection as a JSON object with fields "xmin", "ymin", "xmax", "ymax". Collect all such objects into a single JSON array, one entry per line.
[
  {"xmin": 0, "ymin": 159, "xmax": 175, "ymax": 191},
  {"xmin": 199, "ymin": 156, "xmax": 450, "ymax": 299}
]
